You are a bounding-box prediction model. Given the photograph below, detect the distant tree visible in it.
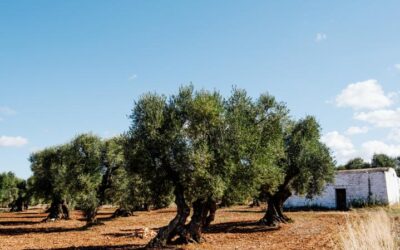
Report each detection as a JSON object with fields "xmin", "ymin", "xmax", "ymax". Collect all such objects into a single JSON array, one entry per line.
[
  {"xmin": 258, "ymin": 116, "xmax": 335, "ymax": 226},
  {"xmin": 336, "ymin": 165, "xmax": 346, "ymax": 170},
  {"xmin": 98, "ymin": 136, "xmax": 157, "ymax": 217},
  {"xmin": 371, "ymin": 154, "xmax": 397, "ymax": 168},
  {"xmin": 9, "ymin": 179, "xmax": 30, "ymax": 212},
  {"xmin": 30, "ymin": 146, "xmax": 71, "ymax": 220},
  {"xmin": 0, "ymin": 172, "xmax": 20, "ymax": 208},
  {"xmin": 343, "ymin": 157, "xmax": 370, "ymax": 170},
  {"xmin": 66, "ymin": 134, "xmax": 102, "ymax": 225}
]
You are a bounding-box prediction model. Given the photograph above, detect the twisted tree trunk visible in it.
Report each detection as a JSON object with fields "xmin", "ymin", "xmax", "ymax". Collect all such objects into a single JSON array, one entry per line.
[
  {"xmin": 185, "ymin": 199, "xmax": 209, "ymax": 243},
  {"xmin": 84, "ymin": 207, "xmax": 99, "ymax": 225},
  {"xmin": 204, "ymin": 198, "xmax": 217, "ymax": 228},
  {"xmin": 259, "ymin": 187, "xmax": 292, "ymax": 226},
  {"xmin": 147, "ymin": 184, "xmax": 190, "ymax": 248},
  {"xmin": 9, "ymin": 197, "xmax": 26, "ymax": 212},
  {"xmin": 45, "ymin": 198, "xmax": 70, "ymax": 221}
]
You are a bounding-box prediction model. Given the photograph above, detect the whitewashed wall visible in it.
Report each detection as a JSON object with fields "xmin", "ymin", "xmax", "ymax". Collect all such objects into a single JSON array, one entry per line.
[
  {"xmin": 284, "ymin": 168, "xmax": 398, "ymax": 209},
  {"xmin": 385, "ymin": 169, "xmax": 400, "ymax": 205}
]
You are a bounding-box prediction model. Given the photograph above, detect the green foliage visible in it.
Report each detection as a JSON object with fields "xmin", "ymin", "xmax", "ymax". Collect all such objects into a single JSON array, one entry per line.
[
  {"xmin": 282, "ymin": 116, "xmax": 335, "ymax": 198},
  {"xmin": 66, "ymin": 134, "xmax": 102, "ymax": 215},
  {"xmin": 125, "ymin": 86, "xmax": 229, "ymax": 205},
  {"xmin": 221, "ymin": 89, "xmax": 286, "ymax": 205},
  {"xmin": 349, "ymin": 197, "xmax": 387, "ymax": 208},
  {"xmin": 339, "ymin": 154, "xmax": 400, "ymax": 176},
  {"xmin": 126, "ymin": 86, "xmax": 335, "ymax": 211},
  {"xmin": 343, "ymin": 158, "xmax": 370, "ymax": 169},
  {"xmin": 30, "ymin": 145, "xmax": 70, "ymax": 202},
  {"xmin": 0, "ymin": 172, "xmax": 21, "ymax": 207},
  {"xmin": 371, "ymin": 154, "xmax": 397, "ymax": 169}
]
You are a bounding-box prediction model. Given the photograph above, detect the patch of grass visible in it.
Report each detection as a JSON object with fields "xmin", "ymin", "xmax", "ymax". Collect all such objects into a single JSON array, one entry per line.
[{"xmin": 339, "ymin": 209, "xmax": 397, "ymax": 250}]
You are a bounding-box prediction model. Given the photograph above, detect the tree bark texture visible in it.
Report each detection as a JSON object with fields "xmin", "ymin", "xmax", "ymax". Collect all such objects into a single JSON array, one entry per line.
[
  {"xmin": 259, "ymin": 188, "xmax": 292, "ymax": 226},
  {"xmin": 147, "ymin": 184, "xmax": 190, "ymax": 248},
  {"xmin": 45, "ymin": 198, "xmax": 70, "ymax": 221}
]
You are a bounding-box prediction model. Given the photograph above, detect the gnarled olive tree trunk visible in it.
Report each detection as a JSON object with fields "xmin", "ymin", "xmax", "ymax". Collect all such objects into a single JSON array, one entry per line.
[
  {"xmin": 83, "ymin": 206, "xmax": 99, "ymax": 225},
  {"xmin": 45, "ymin": 198, "xmax": 70, "ymax": 221},
  {"xmin": 147, "ymin": 183, "xmax": 190, "ymax": 248},
  {"xmin": 9, "ymin": 197, "xmax": 27, "ymax": 212},
  {"xmin": 147, "ymin": 190, "xmax": 218, "ymax": 247},
  {"xmin": 259, "ymin": 176, "xmax": 293, "ymax": 226},
  {"xmin": 184, "ymin": 198, "xmax": 217, "ymax": 243}
]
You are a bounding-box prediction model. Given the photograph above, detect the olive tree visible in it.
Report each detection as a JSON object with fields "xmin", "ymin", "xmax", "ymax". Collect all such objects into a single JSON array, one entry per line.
[
  {"xmin": 258, "ymin": 116, "xmax": 335, "ymax": 226},
  {"xmin": 221, "ymin": 89, "xmax": 286, "ymax": 207},
  {"xmin": 341, "ymin": 157, "xmax": 370, "ymax": 170},
  {"xmin": 126, "ymin": 86, "xmax": 230, "ymax": 247},
  {"xmin": 0, "ymin": 171, "xmax": 21, "ymax": 208},
  {"xmin": 30, "ymin": 145, "xmax": 71, "ymax": 220},
  {"xmin": 66, "ymin": 133, "xmax": 102, "ymax": 224}
]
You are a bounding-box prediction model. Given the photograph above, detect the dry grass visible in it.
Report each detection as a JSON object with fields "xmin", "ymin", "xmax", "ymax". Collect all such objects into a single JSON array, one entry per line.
[{"xmin": 339, "ymin": 209, "xmax": 397, "ymax": 250}]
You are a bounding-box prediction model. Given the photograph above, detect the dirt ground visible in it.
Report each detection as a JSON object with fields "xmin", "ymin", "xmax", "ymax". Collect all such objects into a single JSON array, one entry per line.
[{"xmin": 0, "ymin": 206, "xmax": 348, "ymax": 250}]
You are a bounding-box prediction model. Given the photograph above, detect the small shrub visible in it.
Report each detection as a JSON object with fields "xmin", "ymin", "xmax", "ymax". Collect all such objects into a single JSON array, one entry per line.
[{"xmin": 349, "ymin": 197, "xmax": 386, "ymax": 209}]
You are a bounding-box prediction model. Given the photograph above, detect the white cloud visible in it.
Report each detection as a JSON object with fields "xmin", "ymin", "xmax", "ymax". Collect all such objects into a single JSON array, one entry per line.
[
  {"xmin": 345, "ymin": 126, "xmax": 369, "ymax": 135},
  {"xmin": 335, "ymin": 79, "xmax": 393, "ymax": 110},
  {"xmin": 388, "ymin": 128, "xmax": 400, "ymax": 143},
  {"xmin": 315, "ymin": 33, "xmax": 327, "ymax": 42},
  {"xmin": 128, "ymin": 74, "xmax": 137, "ymax": 81},
  {"xmin": 354, "ymin": 108, "xmax": 400, "ymax": 128},
  {"xmin": 321, "ymin": 131, "xmax": 355, "ymax": 164},
  {"xmin": 394, "ymin": 64, "xmax": 400, "ymax": 71},
  {"xmin": 0, "ymin": 136, "xmax": 28, "ymax": 147},
  {"xmin": 0, "ymin": 106, "xmax": 16, "ymax": 115},
  {"xmin": 360, "ymin": 140, "xmax": 400, "ymax": 160}
]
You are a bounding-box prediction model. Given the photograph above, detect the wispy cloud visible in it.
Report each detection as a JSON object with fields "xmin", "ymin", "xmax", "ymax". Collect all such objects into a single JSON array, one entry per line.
[
  {"xmin": 0, "ymin": 106, "xmax": 16, "ymax": 121},
  {"xmin": 345, "ymin": 126, "xmax": 369, "ymax": 135},
  {"xmin": 394, "ymin": 64, "xmax": 400, "ymax": 71},
  {"xmin": 315, "ymin": 33, "xmax": 327, "ymax": 42},
  {"xmin": 0, "ymin": 136, "xmax": 28, "ymax": 147},
  {"xmin": 128, "ymin": 74, "xmax": 137, "ymax": 81},
  {"xmin": 0, "ymin": 106, "xmax": 16, "ymax": 116}
]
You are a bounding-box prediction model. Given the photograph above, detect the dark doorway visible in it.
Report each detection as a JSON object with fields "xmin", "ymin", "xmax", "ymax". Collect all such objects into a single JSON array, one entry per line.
[{"xmin": 336, "ymin": 189, "xmax": 347, "ymax": 210}]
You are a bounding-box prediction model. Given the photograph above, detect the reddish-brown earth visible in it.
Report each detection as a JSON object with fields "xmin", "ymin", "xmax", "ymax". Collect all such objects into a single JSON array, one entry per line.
[{"xmin": 0, "ymin": 206, "xmax": 347, "ymax": 250}]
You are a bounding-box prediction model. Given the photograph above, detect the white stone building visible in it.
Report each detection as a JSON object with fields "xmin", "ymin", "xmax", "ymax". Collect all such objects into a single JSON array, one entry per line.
[{"xmin": 284, "ymin": 167, "xmax": 400, "ymax": 210}]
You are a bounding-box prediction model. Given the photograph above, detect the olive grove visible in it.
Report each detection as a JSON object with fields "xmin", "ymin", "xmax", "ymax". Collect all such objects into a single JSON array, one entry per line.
[{"xmin": 2, "ymin": 85, "xmax": 336, "ymax": 248}]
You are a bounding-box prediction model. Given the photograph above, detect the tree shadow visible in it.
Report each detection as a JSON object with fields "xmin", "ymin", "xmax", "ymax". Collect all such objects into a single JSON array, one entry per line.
[
  {"xmin": 14, "ymin": 215, "xmax": 47, "ymax": 219},
  {"xmin": 103, "ymin": 232, "xmax": 134, "ymax": 238},
  {"xmin": 25, "ymin": 244, "xmax": 145, "ymax": 250},
  {"xmin": 0, "ymin": 226, "xmax": 88, "ymax": 236},
  {"xmin": 0, "ymin": 215, "xmax": 45, "ymax": 219},
  {"xmin": 224, "ymin": 209, "xmax": 265, "ymax": 214},
  {"xmin": 0, "ymin": 220, "xmax": 43, "ymax": 226},
  {"xmin": 154, "ymin": 210, "xmax": 175, "ymax": 214},
  {"xmin": 17, "ymin": 212, "xmax": 46, "ymax": 215},
  {"xmin": 205, "ymin": 220, "xmax": 280, "ymax": 234},
  {"xmin": 76, "ymin": 214, "xmax": 135, "ymax": 224}
]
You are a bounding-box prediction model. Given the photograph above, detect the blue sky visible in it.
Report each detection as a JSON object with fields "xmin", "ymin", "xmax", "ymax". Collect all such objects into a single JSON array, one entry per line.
[{"xmin": 1, "ymin": 1, "xmax": 400, "ymax": 178}]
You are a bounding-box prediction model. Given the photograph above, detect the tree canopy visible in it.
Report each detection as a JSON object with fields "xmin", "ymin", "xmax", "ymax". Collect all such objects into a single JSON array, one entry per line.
[{"xmin": 125, "ymin": 86, "xmax": 335, "ymax": 246}]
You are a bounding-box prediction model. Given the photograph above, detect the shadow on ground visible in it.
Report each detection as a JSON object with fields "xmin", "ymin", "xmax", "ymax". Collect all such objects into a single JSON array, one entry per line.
[
  {"xmin": 24, "ymin": 244, "xmax": 146, "ymax": 250},
  {"xmin": 224, "ymin": 209, "xmax": 265, "ymax": 214},
  {"xmin": 0, "ymin": 226, "xmax": 88, "ymax": 236},
  {"xmin": 0, "ymin": 220, "xmax": 43, "ymax": 226},
  {"xmin": 205, "ymin": 220, "xmax": 279, "ymax": 234}
]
